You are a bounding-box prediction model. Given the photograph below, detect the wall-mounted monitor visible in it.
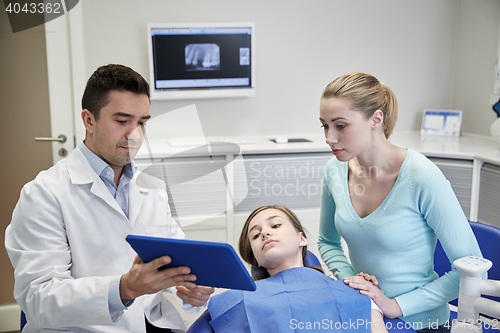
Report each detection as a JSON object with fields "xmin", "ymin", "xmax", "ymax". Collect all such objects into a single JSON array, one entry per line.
[{"xmin": 147, "ymin": 22, "xmax": 255, "ymax": 100}]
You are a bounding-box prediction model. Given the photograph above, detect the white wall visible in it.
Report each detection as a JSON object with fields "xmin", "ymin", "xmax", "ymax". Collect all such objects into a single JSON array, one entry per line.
[
  {"xmin": 452, "ymin": 0, "xmax": 500, "ymax": 135},
  {"xmin": 75, "ymin": 0, "xmax": 461, "ymax": 139}
]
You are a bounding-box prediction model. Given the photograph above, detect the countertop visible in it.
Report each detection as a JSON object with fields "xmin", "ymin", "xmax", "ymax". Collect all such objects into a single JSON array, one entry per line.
[{"xmin": 136, "ymin": 131, "xmax": 500, "ymax": 164}]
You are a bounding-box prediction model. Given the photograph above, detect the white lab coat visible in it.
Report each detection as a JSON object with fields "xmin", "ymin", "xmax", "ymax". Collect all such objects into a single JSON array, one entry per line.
[{"xmin": 5, "ymin": 147, "xmax": 195, "ymax": 332}]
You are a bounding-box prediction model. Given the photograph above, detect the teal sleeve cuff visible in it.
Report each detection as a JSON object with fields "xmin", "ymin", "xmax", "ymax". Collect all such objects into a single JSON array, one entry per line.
[{"xmin": 394, "ymin": 290, "xmax": 426, "ymax": 317}]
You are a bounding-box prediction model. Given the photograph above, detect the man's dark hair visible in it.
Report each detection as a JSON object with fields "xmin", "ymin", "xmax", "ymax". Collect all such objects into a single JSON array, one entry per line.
[{"xmin": 81, "ymin": 64, "xmax": 150, "ymax": 120}]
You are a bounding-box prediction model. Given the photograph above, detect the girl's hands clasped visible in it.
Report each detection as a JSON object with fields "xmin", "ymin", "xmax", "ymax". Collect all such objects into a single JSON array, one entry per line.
[
  {"xmin": 344, "ymin": 272, "xmax": 403, "ymax": 319},
  {"xmin": 176, "ymin": 285, "xmax": 214, "ymax": 307}
]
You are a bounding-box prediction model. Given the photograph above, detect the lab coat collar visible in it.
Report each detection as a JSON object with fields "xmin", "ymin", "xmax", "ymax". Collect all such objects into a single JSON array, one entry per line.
[
  {"xmin": 128, "ymin": 174, "xmax": 147, "ymax": 227},
  {"xmin": 77, "ymin": 142, "xmax": 138, "ymax": 185},
  {"xmin": 66, "ymin": 147, "xmax": 103, "ymax": 186},
  {"xmin": 66, "ymin": 148, "xmax": 148, "ymax": 227}
]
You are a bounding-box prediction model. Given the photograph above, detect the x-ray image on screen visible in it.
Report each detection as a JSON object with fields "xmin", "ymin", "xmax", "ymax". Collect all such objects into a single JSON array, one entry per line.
[
  {"xmin": 185, "ymin": 43, "xmax": 220, "ymax": 71},
  {"xmin": 148, "ymin": 22, "xmax": 255, "ymax": 99}
]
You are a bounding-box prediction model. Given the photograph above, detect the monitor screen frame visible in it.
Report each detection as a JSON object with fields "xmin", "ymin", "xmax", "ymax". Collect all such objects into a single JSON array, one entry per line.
[{"xmin": 147, "ymin": 22, "xmax": 256, "ymax": 100}]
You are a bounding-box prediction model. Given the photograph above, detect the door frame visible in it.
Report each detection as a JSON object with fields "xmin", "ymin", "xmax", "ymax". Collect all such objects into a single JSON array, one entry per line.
[{"xmin": 44, "ymin": 2, "xmax": 86, "ymax": 164}]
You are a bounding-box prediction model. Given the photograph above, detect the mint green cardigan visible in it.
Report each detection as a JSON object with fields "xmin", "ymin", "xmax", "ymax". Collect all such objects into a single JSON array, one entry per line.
[{"xmin": 318, "ymin": 149, "xmax": 482, "ymax": 329}]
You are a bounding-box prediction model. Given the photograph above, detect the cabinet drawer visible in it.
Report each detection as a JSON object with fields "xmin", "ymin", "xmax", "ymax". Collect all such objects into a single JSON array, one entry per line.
[
  {"xmin": 428, "ymin": 157, "xmax": 472, "ymax": 219},
  {"xmin": 234, "ymin": 152, "xmax": 333, "ymax": 212},
  {"xmin": 136, "ymin": 156, "xmax": 227, "ymax": 219},
  {"xmin": 478, "ymin": 163, "xmax": 500, "ymax": 228}
]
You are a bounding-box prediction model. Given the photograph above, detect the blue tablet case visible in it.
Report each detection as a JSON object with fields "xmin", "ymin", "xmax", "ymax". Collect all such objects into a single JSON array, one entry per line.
[{"xmin": 126, "ymin": 235, "xmax": 256, "ymax": 291}]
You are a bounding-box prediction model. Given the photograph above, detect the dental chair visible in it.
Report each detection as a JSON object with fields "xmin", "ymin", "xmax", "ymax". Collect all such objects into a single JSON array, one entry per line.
[
  {"xmin": 186, "ymin": 251, "xmax": 416, "ymax": 333},
  {"xmin": 434, "ymin": 221, "xmax": 500, "ymax": 332}
]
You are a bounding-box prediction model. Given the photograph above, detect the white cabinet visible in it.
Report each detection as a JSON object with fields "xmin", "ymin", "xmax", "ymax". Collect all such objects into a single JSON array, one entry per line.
[
  {"xmin": 135, "ymin": 155, "xmax": 230, "ymax": 244},
  {"xmin": 134, "ymin": 132, "xmax": 500, "ymax": 244},
  {"xmin": 234, "ymin": 152, "xmax": 333, "ymax": 212},
  {"xmin": 136, "ymin": 156, "xmax": 227, "ymax": 219},
  {"xmin": 135, "ymin": 143, "xmax": 484, "ymax": 246},
  {"xmin": 428, "ymin": 157, "xmax": 473, "ymax": 220}
]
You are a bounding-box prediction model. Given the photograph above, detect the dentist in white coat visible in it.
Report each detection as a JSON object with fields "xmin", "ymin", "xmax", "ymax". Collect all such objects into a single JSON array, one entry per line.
[{"xmin": 5, "ymin": 64, "xmax": 214, "ymax": 333}]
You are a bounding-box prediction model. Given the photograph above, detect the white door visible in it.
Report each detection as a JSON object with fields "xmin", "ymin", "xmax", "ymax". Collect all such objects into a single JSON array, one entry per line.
[{"xmin": 43, "ymin": 4, "xmax": 86, "ymax": 163}]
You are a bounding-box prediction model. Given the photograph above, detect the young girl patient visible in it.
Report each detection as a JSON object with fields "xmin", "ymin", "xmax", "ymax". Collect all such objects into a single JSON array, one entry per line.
[{"xmin": 207, "ymin": 205, "xmax": 387, "ymax": 333}]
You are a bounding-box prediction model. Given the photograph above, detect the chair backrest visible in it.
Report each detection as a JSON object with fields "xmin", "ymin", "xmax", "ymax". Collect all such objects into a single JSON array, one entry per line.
[
  {"xmin": 434, "ymin": 221, "xmax": 500, "ymax": 306},
  {"xmin": 250, "ymin": 250, "xmax": 322, "ymax": 277}
]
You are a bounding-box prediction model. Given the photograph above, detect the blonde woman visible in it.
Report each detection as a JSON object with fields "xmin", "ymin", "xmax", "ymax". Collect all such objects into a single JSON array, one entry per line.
[{"xmin": 318, "ymin": 72, "xmax": 482, "ymax": 332}]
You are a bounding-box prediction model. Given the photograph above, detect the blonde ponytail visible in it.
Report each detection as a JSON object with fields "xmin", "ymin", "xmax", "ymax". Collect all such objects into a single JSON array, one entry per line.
[
  {"xmin": 322, "ymin": 72, "xmax": 398, "ymax": 138},
  {"xmin": 381, "ymin": 82, "xmax": 398, "ymax": 138}
]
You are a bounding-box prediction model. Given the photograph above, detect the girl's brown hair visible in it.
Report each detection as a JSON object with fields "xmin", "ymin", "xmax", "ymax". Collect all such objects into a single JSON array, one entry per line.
[
  {"xmin": 238, "ymin": 205, "xmax": 323, "ymax": 280},
  {"xmin": 322, "ymin": 72, "xmax": 398, "ymax": 138}
]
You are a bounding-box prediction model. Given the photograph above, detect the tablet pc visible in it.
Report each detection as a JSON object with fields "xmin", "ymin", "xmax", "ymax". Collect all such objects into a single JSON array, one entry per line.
[{"xmin": 126, "ymin": 235, "xmax": 256, "ymax": 291}]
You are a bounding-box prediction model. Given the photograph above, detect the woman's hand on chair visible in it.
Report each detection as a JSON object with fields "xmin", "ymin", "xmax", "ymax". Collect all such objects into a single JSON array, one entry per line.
[{"xmin": 344, "ymin": 274, "xmax": 403, "ymax": 319}]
